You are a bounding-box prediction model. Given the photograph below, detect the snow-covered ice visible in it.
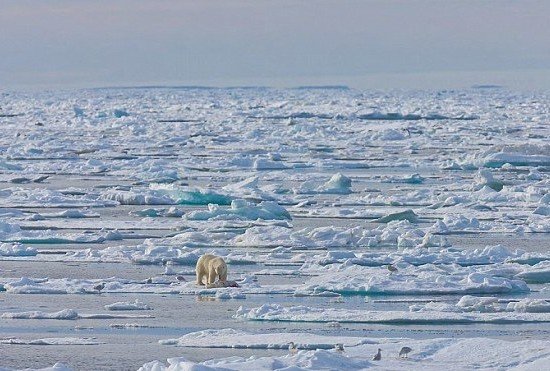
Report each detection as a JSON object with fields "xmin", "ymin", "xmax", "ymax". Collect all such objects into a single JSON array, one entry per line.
[
  {"xmin": 140, "ymin": 337, "xmax": 550, "ymax": 371},
  {"xmin": 104, "ymin": 299, "xmax": 152, "ymax": 311},
  {"xmin": 159, "ymin": 329, "xmax": 372, "ymax": 349},
  {"xmin": 0, "ymin": 86, "xmax": 548, "ymax": 370},
  {"xmin": 235, "ymin": 303, "xmax": 550, "ymax": 324},
  {"xmin": 296, "ymin": 263, "xmax": 530, "ymax": 296}
]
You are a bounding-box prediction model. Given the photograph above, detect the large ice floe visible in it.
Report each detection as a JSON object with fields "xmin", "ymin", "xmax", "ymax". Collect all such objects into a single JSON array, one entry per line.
[
  {"xmin": 0, "ymin": 188, "xmax": 115, "ymax": 208},
  {"xmin": 0, "ymin": 220, "xmax": 124, "ymax": 244},
  {"xmin": 1, "ymin": 276, "xmax": 178, "ymax": 295},
  {"xmin": 308, "ymin": 244, "xmax": 548, "ymax": 267},
  {"xmin": 141, "ymin": 333, "xmax": 550, "ymax": 371},
  {"xmin": 231, "ymin": 220, "xmax": 451, "ymax": 249},
  {"xmin": 410, "ymin": 295, "xmax": 550, "ymax": 314},
  {"xmin": 101, "ymin": 185, "xmax": 234, "ymax": 206},
  {"xmin": 476, "ymin": 144, "xmax": 550, "ymax": 168},
  {"xmin": 3, "ymin": 336, "xmax": 550, "ymax": 371},
  {"xmin": 235, "ymin": 303, "xmax": 550, "ymax": 324},
  {"xmin": 159, "ymin": 328, "xmax": 372, "ymax": 349},
  {"xmin": 0, "ymin": 308, "xmax": 152, "ymax": 320},
  {"xmin": 295, "ymin": 263, "xmax": 529, "ymax": 296}
]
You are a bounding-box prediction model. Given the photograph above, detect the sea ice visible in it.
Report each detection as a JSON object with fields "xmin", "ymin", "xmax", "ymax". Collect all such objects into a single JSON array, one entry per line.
[
  {"xmin": 185, "ymin": 199, "xmax": 292, "ymax": 221},
  {"xmin": 296, "ymin": 173, "xmax": 353, "ymax": 194},
  {"xmin": 374, "ymin": 209, "xmax": 418, "ymax": 223},
  {"xmin": 481, "ymin": 144, "xmax": 550, "ymax": 168},
  {"xmin": 0, "ymin": 243, "xmax": 37, "ymax": 257},
  {"xmin": 1, "ymin": 309, "xmax": 79, "ymax": 320},
  {"xmin": 236, "ymin": 304, "xmax": 550, "ymax": 324},
  {"xmin": 0, "ymin": 363, "xmax": 73, "ymax": 371},
  {"xmin": 296, "ymin": 263, "xmax": 529, "ymax": 296},
  {"xmin": 104, "ymin": 299, "xmax": 152, "ymax": 311},
  {"xmin": 253, "ymin": 157, "xmax": 289, "ymax": 170},
  {"xmin": 1, "ymin": 86, "xmax": 549, "ymax": 371},
  {"xmin": 158, "ymin": 328, "xmax": 370, "ymax": 349},
  {"xmin": 410, "ymin": 295, "xmax": 550, "ymax": 314},
  {"xmin": 0, "ymin": 337, "xmax": 101, "ymax": 346},
  {"xmin": 515, "ymin": 261, "xmax": 550, "ymax": 283},
  {"xmin": 101, "ymin": 189, "xmax": 174, "ymax": 205},
  {"xmin": 150, "ymin": 184, "xmax": 233, "ymax": 205}
]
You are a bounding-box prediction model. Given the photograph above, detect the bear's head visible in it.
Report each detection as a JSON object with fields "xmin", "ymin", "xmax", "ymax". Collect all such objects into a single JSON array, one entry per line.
[{"xmin": 215, "ymin": 263, "xmax": 227, "ymax": 282}]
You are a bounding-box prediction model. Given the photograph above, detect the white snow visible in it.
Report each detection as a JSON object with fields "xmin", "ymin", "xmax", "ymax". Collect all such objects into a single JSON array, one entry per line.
[{"xmin": 140, "ymin": 337, "xmax": 550, "ymax": 371}]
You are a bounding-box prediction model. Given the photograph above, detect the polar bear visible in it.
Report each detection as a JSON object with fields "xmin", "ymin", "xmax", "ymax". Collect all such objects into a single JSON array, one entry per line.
[{"xmin": 196, "ymin": 254, "xmax": 228, "ymax": 286}]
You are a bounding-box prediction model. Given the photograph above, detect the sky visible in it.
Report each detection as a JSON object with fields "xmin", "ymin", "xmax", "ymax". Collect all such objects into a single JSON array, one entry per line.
[{"xmin": 1, "ymin": 0, "xmax": 549, "ymax": 90}]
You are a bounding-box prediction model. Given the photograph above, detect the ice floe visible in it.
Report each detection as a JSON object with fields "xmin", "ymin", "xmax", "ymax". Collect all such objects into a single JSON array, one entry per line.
[
  {"xmin": 296, "ymin": 263, "xmax": 529, "ymax": 296},
  {"xmin": 140, "ymin": 337, "xmax": 550, "ymax": 371},
  {"xmin": 296, "ymin": 173, "xmax": 353, "ymax": 195},
  {"xmin": 0, "ymin": 188, "xmax": 113, "ymax": 208},
  {"xmin": 0, "ymin": 243, "xmax": 37, "ymax": 257},
  {"xmin": 2, "ymin": 276, "xmax": 170, "ymax": 295},
  {"xmin": 0, "ymin": 308, "xmax": 153, "ymax": 320},
  {"xmin": 515, "ymin": 261, "xmax": 550, "ymax": 283},
  {"xmin": 104, "ymin": 299, "xmax": 152, "ymax": 311},
  {"xmin": 0, "ymin": 222, "xmax": 131, "ymax": 245},
  {"xmin": 0, "ymin": 363, "xmax": 73, "ymax": 371},
  {"xmin": 151, "ymin": 184, "xmax": 232, "ymax": 205},
  {"xmin": 236, "ymin": 303, "xmax": 550, "ymax": 324},
  {"xmin": 308, "ymin": 244, "xmax": 544, "ymax": 268},
  {"xmin": 1, "ymin": 309, "xmax": 79, "ymax": 320},
  {"xmin": 185, "ymin": 200, "xmax": 292, "ymax": 221},
  {"xmin": 0, "ymin": 337, "xmax": 102, "ymax": 346},
  {"xmin": 410, "ymin": 295, "xmax": 550, "ymax": 314},
  {"xmin": 480, "ymin": 144, "xmax": 550, "ymax": 168},
  {"xmin": 101, "ymin": 189, "xmax": 174, "ymax": 205},
  {"xmin": 1, "ymin": 86, "xmax": 549, "ymax": 370},
  {"xmin": 374, "ymin": 209, "xmax": 419, "ymax": 223},
  {"xmin": 159, "ymin": 328, "xmax": 371, "ymax": 349}
]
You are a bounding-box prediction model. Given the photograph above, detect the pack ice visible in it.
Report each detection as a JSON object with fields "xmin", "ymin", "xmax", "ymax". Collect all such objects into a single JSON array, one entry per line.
[{"xmin": 0, "ymin": 87, "xmax": 548, "ymax": 370}]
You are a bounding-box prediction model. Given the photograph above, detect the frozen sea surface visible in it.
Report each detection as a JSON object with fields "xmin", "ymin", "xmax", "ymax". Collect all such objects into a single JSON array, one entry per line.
[{"xmin": 0, "ymin": 87, "xmax": 549, "ymax": 370}]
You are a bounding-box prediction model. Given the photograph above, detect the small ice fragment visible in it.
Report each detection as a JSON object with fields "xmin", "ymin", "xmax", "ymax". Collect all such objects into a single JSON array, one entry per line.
[
  {"xmin": 375, "ymin": 209, "xmax": 418, "ymax": 223},
  {"xmin": 113, "ymin": 109, "xmax": 129, "ymax": 118}
]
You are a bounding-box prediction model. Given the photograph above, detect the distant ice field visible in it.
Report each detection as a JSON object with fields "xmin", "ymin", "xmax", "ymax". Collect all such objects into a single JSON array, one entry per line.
[{"xmin": 0, "ymin": 87, "xmax": 548, "ymax": 370}]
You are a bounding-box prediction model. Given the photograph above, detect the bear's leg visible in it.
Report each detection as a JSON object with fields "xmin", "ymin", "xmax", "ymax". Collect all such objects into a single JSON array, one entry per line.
[
  {"xmin": 208, "ymin": 268, "xmax": 217, "ymax": 285},
  {"xmin": 218, "ymin": 268, "xmax": 227, "ymax": 283},
  {"xmin": 196, "ymin": 268, "xmax": 205, "ymax": 285}
]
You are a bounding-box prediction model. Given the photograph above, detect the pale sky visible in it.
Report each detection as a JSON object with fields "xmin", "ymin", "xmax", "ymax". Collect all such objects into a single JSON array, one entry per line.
[{"xmin": 1, "ymin": 0, "xmax": 549, "ymax": 90}]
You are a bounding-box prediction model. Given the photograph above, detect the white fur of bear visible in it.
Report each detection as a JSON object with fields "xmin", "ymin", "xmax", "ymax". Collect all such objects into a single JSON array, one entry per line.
[{"xmin": 195, "ymin": 254, "xmax": 228, "ymax": 285}]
